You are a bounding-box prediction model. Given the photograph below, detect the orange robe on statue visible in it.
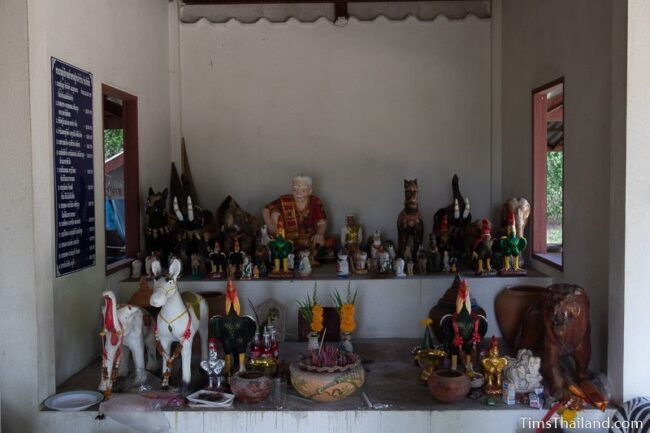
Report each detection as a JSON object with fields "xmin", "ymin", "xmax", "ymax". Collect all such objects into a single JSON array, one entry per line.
[{"xmin": 265, "ymin": 195, "xmax": 326, "ymax": 250}]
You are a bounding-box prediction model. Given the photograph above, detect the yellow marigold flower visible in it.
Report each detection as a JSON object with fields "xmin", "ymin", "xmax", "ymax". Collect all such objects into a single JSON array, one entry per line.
[
  {"xmin": 340, "ymin": 303, "xmax": 357, "ymax": 333},
  {"xmin": 311, "ymin": 305, "xmax": 324, "ymax": 332},
  {"xmin": 420, "ymin": 318, "xmax": 433, "ymax": 328}
]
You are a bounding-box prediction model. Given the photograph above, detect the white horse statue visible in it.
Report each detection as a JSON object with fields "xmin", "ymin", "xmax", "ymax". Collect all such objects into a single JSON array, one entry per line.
[
  {"xmin": 150, "ymin": 258, "xmax": 208, "ymax": 392},
  {"xmin": 98, "ymin": 291, "xmax": 157, "ymax": 397}
]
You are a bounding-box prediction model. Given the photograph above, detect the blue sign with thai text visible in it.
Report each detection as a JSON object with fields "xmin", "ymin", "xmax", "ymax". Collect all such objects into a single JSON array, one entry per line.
[{"xmin": 52, "ymin": 58, "xmax": 95, "ymax": 277}]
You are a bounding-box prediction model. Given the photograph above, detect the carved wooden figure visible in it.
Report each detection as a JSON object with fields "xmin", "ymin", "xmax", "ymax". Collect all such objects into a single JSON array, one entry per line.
[
  {"xmin": 397, "ymin": 179, "xmax": 424, "ymax": 260},
  {"xmin": 518, "ymin": 284, "xmax": 591, "ymax": 400}
]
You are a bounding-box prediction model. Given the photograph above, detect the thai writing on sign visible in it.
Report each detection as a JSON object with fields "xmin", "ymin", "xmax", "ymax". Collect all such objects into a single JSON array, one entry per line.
[{"xmin": 52, "ymin": 58, "xmax": 95, "ymax": 277}]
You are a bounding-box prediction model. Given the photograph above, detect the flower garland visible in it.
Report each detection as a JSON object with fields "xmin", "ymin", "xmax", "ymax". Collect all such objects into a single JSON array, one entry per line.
[
  {"xmin": 311, "ymin": 304, "xmax": 324, "ymax": 333},
  {"xmin": 332, "ymin": 284, "xmax": 358, "ymax": 334}
]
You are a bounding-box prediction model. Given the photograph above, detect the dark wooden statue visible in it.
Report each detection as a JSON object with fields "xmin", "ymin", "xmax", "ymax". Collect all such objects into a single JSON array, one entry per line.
[
  {"xmin": 216, "ymin": 196, "xmax": 260, "ymax": 256},
  {"xmin": 145, "ymin": 188, "xmax": 173, "ymax": 265},
  {"xmin": 518, "ymin": 284, "xmax": 591, "ymax": 400},
  {"xmin": 396, "ymin": 179, "xmax": 424, "ymax": 260},
  {"xmin": 433, "ymin": 175, "xmax": 472, "ymax": 262}
]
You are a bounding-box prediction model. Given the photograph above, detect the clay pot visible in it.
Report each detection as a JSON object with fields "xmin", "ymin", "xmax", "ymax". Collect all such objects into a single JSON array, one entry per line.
[
  {"xmin": 289, "ymin": 360, "xmax": 365, "ymax": 402},
  {"xmin": 429, "ymin": 276, "xmax": 486, "ymax": 342},
  {"xmin": 494, "ymin": 285, "xmax": 545, "ymax": 348},
  {"xmin": 229, "ymin": 371, "xmax": 271, "ymax": 404},
  {"xmin": 427, "ymin": 369, "xmax": 471, "ymax": 403}
]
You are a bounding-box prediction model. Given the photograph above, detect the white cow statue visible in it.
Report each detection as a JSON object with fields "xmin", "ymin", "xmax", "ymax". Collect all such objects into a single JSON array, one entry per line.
[
  {"xmin": 98, "ymin": 291, "xmax": 157, "ymax": 396},
  {"xmin": 150, "ymin": 258, "xmax": 208, "ymax": 393}
]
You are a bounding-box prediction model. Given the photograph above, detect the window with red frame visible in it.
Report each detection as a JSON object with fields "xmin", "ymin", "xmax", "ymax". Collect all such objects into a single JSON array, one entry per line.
[{"xmin": 532, "ymin": 78, "xmax": 564, "ymax": 270}]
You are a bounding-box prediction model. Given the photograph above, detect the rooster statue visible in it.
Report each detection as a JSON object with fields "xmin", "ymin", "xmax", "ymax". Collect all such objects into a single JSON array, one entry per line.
[
  {"xmin": 499, "ymin": 211, "xmax": 527, "ymax": 274},
  {"xmin": 439, "ymin": 279, "xmax": 488, "ymax": 374},
  {"xmin": 209, "ymin": 280, "xmax": 257, "ymax": 375}
]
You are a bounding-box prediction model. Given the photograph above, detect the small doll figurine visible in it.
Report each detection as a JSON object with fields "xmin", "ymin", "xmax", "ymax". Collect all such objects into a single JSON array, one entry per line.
[
  {"xmin": 241, "ymin": 254, "xmax": 252, "ymax": 280},
  {"xmin": 406, "ymin": 260, "xmax": 414, "ymax": 276},
  {"xmin": 394, "ymin": 258, "xmax": 406, "ymax": 277},
  {"xmin": 354, "ymin": 250, "xmax": 368, "ymax": 274},
  {"xmin": 287, "ymin": 252, "xmax": 295, "ymax": 271},
  {"xmin": 442, "ymin": 251, "xmax": 451, "ymax": 273},
  {"xmin": 258, "ymin": 224, "xmax": 272, "ymax": 247},
  {"xmin": 378, "ymin": 246, "xmax": 392, "ymax": 274},
  {"xmin": 252, "ymin": 265, "xmax": 260, "ymax": 279},
  {"xmin": 228, "ymin": 239, "xmax": 244, "ymax": 278},
  {"xmin": 341, "ymin": 214, "xmax": 363, "ymax": 256},
  {"xmin": 299, "ymin": 250, "xmax": 312, "ymax": 277},
  {"xmin": 337, "ymin": 253, "xmax": 350, "ymax": 277},
  {"xmin": 210, "ymin": 240, "xmax": 227, "ymax": 278}
]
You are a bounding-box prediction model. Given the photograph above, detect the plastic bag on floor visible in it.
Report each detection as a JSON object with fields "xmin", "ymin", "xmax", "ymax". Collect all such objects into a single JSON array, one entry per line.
[
  {"xmin": 121, "ymin": 369, "xmax": 162, "ymax": 393},
  {"xmin": 99, "ymin": 393, "xmax": 170, "ymax": 433}
]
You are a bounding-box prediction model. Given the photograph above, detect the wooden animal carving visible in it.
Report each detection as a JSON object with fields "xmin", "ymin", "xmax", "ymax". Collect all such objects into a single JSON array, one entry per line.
[
  {"xmin": 150, "ymin": 259, "xmax": 209, "ymax": 393},
  {"xmin": 98, "ymin": 291, "xmax": 157, "ymax": 397},
  {"xmin": 397, "ymin": 179, "xmax": 424, "ymax": 260},
  {"xmin": 501, "ymin": 197, "xmax": 531, "ymax": 239},
  {"xmin": 518, "ymin": 284, "xmax": 591, "ymax": 400},
  {"xmin": 145, "ymin": 188, "xmax": 173, "ymax": 264}
]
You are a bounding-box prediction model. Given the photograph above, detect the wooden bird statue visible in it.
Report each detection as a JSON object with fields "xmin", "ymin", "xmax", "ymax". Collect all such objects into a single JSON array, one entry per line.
[
  {"xmin": 500, "ymin": 211, "xmax": 527, "ymax": 272},
  {"xmin": 209, "ymin": 280, "xmax": 256, "ymax": 375},
  {"xmin": 439, "ymin": 279, "xmax": 488, "ymax": 375}
]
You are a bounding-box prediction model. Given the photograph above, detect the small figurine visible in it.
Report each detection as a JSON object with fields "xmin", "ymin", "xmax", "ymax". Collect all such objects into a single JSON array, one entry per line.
[
  {"xmin": 131, "ymin": 256, "xmax": 143, "ymax": 279},
  {"xmin": 394, "ymin": 258, "xmax": 406, "ymax": 277},
  {"xmin": 354, "ymin": 250, "xmax": 368, "ymax": 274},
  {"xmin": 287, "ymin": 252, "xmax": 295, "ymax": 271},
  {"xmin": 267, "ymin": 218, "xmax": 294, "ymax": 278},
  {"xmin": 209, "ymin": 241, "xmax": 227, "ymax": 278},
  {"xmin": 228, "ymin": 239, "xmax": 245, "ymax": 278},
  {"xmin": 439, "ymin": 280, "xmax": 488, "ymax": 373},
  {"xmin": 442, "ymin": 251, "xmax": 451, "ymax": 273},
  {"xmin": 241, "ymin": 254, "xmax": 252, "ymax": 280},
  {"xmin": 406, "ymin": 260, "xmax": 415, "ymax": 276},
  {"xmin": 427, "ymin": 234, "xmax": 441, "ymax": 273},
  {"xmin": 145, "ymin": 252, "xmax": 156, "ymax": 278},
  {"xmin": 396, "ymin": 179, "xmax": 424, "ymax": 260},
  {"xmin": 368, "ymin": 231, "xmax": 382, "ymax": 272},
  {"xmin": 200, "ymin": 338, "xmax": 225, "ymax": 391},
  {"xmin": 262, "ymin": 174, "xmax": 330, "ymax": 265},
  {"xmin": 503, "ymin": 349, "xmax": 542, "ymax": 393},
  {"xmin": 191, "ymin": 253, "xmax": 206, "ymax": 279},
  {"xmin": 499, "ymin": 212, "xmax": 527, "ymax": 275},
  {"xmin": 210, "ymin": 280, "xmax": 257, "ymax": 375},
  {"xmin": 298, "ymin": 250, "xmax": 312, "ymax": 277},
  {"xmin": 150, "ymin": 259, "xmax": 209, "ymax": 392},
  {"xmin": 252, "ymin": 265, "xmax": 260, "ymax": 279},
  {"xmin": 378, "ymin": 246, "xmax": 392, "ymax": 274},
  {"xmin": 482, "ymin": 336, "xmax": 508, "ymax": 395},
  {"xmin": 472, "ymin": 219, "xmax": 496, "ymax": 276},
  {"xmin": 386, "ymin": 241, "xmax": 397, "ymax": 262},
  {"xmin": 416, "ymin": 245, "xmax": 428, "ymax": 275},
  {"xmin": 341, "ymin": 214, "xmax": 363, "ymax": 256},
  {"xmin": 258, "ymin": 224, "xmax": 272, "ymax": 248},
  {"xmin": 337, "ymin": 253, "xmax": 350, "ymax": 277}
]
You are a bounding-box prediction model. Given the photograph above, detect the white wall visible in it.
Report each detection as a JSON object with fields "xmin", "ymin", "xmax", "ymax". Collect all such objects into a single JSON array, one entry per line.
[
  {"xmin": 501, "ymin": 0, "xmax": 612, "ymax": 372},
  {"xmin": 618, "ymin": 0, "xmax": 650, "ymax": 401},
  {"xmin": 0, "ymin": 1, "xmax": 41, "ymax": 432},
  {"xmin": 179, "ymin": 17, "xmax": 495, "ymax": 241}
]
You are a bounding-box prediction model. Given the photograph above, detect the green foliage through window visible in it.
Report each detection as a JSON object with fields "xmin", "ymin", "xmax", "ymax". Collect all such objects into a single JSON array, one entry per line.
[
  {"xmin": 104, "ymin": 129, "xmax": 124, "ymax": 161},
  {"xmin": 546, "ymin": 151, "xmax": 563, "ymax": 245}
]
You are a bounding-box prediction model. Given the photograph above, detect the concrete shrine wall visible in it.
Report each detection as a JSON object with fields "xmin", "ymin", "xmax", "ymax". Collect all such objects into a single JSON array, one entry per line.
[
  {"xmin": 177, "ymin": 16, "xmax": 499, "ymax": 242},
  {"xmin": 500, "ymin": 0, "xmax": 613, "ymax": 373}
]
